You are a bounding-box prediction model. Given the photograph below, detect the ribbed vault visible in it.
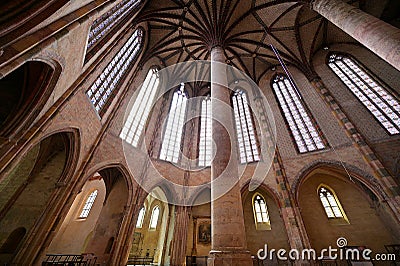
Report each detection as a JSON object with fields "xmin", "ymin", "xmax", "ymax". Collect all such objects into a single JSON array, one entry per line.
[{"xmin": 135, "ymin": 0, "xmax": 376, "ymax": 83}]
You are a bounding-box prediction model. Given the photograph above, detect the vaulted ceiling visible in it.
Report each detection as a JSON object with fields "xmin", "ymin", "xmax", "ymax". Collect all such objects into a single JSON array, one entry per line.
[{"xmin": 134, "ymin": 0, "xmax": 372, "ymax": 83}]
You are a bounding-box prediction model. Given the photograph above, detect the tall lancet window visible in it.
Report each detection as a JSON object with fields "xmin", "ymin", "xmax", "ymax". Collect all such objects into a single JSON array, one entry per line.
[
  {"xmin": 199, "ymin": 95, "xmax": 212, "ymax": 166},
  {"xmin": 328, "ymin": 53, "xmax": 400, "ymax": 135},
  {"xmin": 135, "ymin": 207, "xmax": 146, "ymax": 228},
  {"xmin": 160, "ymin": 84, "xmax": 188, "ymax": 163},
  {"xmin": 79, "ymin": 190, "xmax": 98, "ymax": 218},
  {"xmin": 86, "ymin": 28, "xmax": 143, "ymax": 116},
  {"xmin": 120, "ymin": 68, "xmax": 159, "ymax": 147},
  {"xmin": 252, "ymin": 193, "xmax": 271, "ymax": 230},
  {"xmin": 149, "ymin": 206, "xmax": 160, "ymax": 229},
  {"xmin": 318, "ymin": 186, "xmax": 347, "ymax": 220},
  {"xmin": 232, "ymin": 89, "xmax": 260, "ymax": 163},
  {"xmin": 85, "ymin": 0, "xmax": 142, "ymax": 59},
  {"xmin": 272, "ymin": 74, "xmax": 326, "ymax": 153}
]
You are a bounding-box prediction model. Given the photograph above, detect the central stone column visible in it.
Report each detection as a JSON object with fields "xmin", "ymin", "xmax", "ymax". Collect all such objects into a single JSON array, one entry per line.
[
  {"xmin": 311, "ymin": 0, "xmax": 400, "ymax": 71},
  {"xmin": 208, "ymin": 46, "xmax": 252, "ymax": 266}
]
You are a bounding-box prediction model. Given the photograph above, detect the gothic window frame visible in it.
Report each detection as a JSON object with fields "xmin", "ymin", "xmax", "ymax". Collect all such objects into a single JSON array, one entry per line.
[
  {"xmin": 84, "ymin": 0, "xmax": 144, "ymax": 62},
  {"xmin": 120, "ymin": 66, "xmax": 160, "ymax": 148},
  {"xmin": 327, "ymin": 52, "xmax": 400, "ymax": 135},
  {"xmin": 271, "ymin": 73, "xmax": 328, "ymax": 154},
  {"xmin": 149, "ymin": 205, "xmax": 160, "ymax": 230},
  {"xmin": 252, "ymin": 193, "xmax": 271, "ymax": 230},
  {"xmin": 159, "ymin": 83, "xmax": 188, "ymax": 164},
  {"xmin": 135, "ymin": 206, "xmax": 146, "ymax": 228},
  {"xmin": 317, "ymin": 184, "xmax": 349, "ymax": 223},
  {"xmin": 198, "ymin": 94, "xmax": 212, "ymax": 167},
  {"xmin": 78, "ymin": 189, "xmax": 99, "ymax": 219},
  {"xmin": 86, "ymin": 27, "xmax": 144, "ymax": 117},
  {"xmin": 231, "ymin": 88, "xmax": 261, "ymax": 164}
]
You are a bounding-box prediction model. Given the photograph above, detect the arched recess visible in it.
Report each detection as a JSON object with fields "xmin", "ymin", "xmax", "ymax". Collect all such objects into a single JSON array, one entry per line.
[
  {"xmin": 83, "ymin": 166, "xmax": 131, "ymax": 265},
  {"xmin": 0, "ymin": 60, "xmax": 61, "ymax": 140},
  {"xmin": 296, "ymin": 165, "xmax": 400, "ymax": 255},
  {"xmin": 0, "ymin": 0, "xmax": 69, "ymax": 47},
  {"xmin": 241, "ymin": 184, "xmax": 290, "ymax": 259},
  {"xmin": 0, "ymin": 130, "xmax": 79, "ymax": 264},
  {"xmin": 46, "ymin": 173, "xmax": 106, "ymax": 255},
  {"xmin": 128, "ymin": 186, "xmax": 172, "ymax": 266}
]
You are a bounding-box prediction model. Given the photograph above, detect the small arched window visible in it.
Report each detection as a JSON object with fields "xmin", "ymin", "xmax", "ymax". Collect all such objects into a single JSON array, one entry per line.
[
  {"xmin": 136, "ymin": 207, "xmax": 146, "ymax": 228},
  {"xmin": 252, "ymin": 193, "xmax": 271, "ymax": 230},
  {"xmin": 149, "ymin": 206, "xmax": 160, "ymax": 229},
  {"xmin": 199, "ymin": 95, "xmax": 212, "ymax": 166},
  {"xmin": 120, "ymin": 68, "xmax": 160, "ymax": 147},
  {"xmin": 85, "ymin": 0, "xmax": 142, "ymax": 60},
  {"xmin": 328, "ymin": 53, "xmax": 400, "ymax": 135},
  {"xmin": 160, "ymin": 84, "xmax": 188, "ymax": 163},
  {"xmin": 232, "ymin": 89, "xmax": 260, "ymax": 163},
  {"xmin": 79, "ymin": 190, "xmax": 98, "ymax": 218},
  {"xmin": 272, "ymin": 74, "xmax": 326, "ymax": 153},
  {"xmin": 318, "ymin": 186, "xmax": 346, "ymax": 220},
  {"xmin": 86, "ymin": 28, "xmax": 143, "ymax": 116}
]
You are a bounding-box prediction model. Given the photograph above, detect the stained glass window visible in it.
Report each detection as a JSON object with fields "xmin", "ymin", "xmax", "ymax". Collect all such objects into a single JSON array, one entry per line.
[
  {"xmin": 253, "ymin": 194, "xmax": 270, "ymax": 223},
  {"xmin": 199, "ymin": 95, "xmax": 212, "ymax": 166},
  {"xmin": 272, "ymin": 74, "xmax": 325, "ymax": 153},
  {"xmin": 79, "ymin": 190, "xmax": 98, "ymax": 218},
  {"xmin": 160, "ymin": 84, "xmax": 188, "ymax": 163},
  {"xmin": 328, "ymin": 53, "xmax": 400, "ymax": 135},
  {"xmin": 86, "ymin": 0, "xmax": 142, "ymax": 52},
  {"xmin": 232, "ymin": 90, "xmax": 260, "ymax": 163},
  {"xmin": 86, "ymin": 28, "xmax": 143, "ymax": 115},
  {"xmin": 120, "ymin": 68, "xmax": 159, "ymax": 146},
  {"xmin": 319, "ymin": 186, "xmax": 344, "ymax": 219}
]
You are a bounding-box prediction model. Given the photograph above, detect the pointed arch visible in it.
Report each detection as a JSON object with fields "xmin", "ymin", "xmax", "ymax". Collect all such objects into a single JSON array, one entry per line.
[
  {"xmin": 291, "ymin": 160, "xmax": 387, "ymax": 202},
  {"xmin": 0, "ymin": 130, "xmax": 79, "ymax": 264},
  {"xmin": 0, "ymin": 60, "xmax": 62, "ymax": 139}
]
